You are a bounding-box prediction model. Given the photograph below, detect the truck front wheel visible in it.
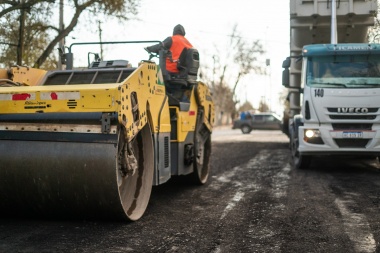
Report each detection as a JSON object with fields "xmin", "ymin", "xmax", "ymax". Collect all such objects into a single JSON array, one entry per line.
[
  {"xmin": 241, "ymin": 125, "xmax": 252, "ymax": 134},
  {"xmin": 290, "ymin": 125, "xmax": 311, "ymax": 169}
]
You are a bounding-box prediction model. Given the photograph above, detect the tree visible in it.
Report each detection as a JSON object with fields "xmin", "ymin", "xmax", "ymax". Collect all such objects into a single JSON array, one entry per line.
[
  {"xmin": 200, "ymin": 24, "xmax": 265, "ymax": 125},
  {"xmin": 237, "ymin": 101, "xmax": 254, "ymax": 113},
  {"xmin": 0, "ymin": 0, "xmax": 140, "ymax": 68},
  {"xmin": 0, "ymin": 2, "xmax": 57, "ymax": 68},
  {"xmin": 0, "ymin": 1, "xmax": 54, "ymax": 18},
  {"xmin": 230, "ymin": 25, "xmax": 265, "ymax": 98},
  {"xmin": 258, "ymin": 97, "xmax": 270, "ymax": 112},
  {"xmin": 367, "ymin": 1, "xmax": 380, "ymax": 42},
  {"xmin": 210, "ymin": 82, "xmax": 235, "ymax": 126}
]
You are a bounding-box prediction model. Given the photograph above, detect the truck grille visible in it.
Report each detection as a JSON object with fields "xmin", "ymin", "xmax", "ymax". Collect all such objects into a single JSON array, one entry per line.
[
  {"xmin": 334, "ymin": 139, "xmax": 370, "ymax": 148},
  {"xmin": 332, "ymin": 123, "xmax": 372, "ymax": 130},
  {"xmin": 329, "ymin": 115, "xmax": 376, "ymax": 120},
  {"xmin": 327, "ymin": 107, "xmax": 378, "ymax": 120}
]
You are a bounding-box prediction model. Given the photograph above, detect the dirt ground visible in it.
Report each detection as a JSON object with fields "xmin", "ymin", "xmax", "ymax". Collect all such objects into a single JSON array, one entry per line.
[{"xmin": 1, "ymin": 128, "xmax": 380, "ymax": 252}]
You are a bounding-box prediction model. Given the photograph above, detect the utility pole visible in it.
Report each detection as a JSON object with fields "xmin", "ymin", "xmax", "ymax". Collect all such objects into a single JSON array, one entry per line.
[
  {"xmin": 98, "ymin": 20, "xmax": 103, "ymax": 60},
  {"xmin": 58, "ymin": 0, "xmax": 64, "ymax": 70},
  {"xmin": 17, "ymin": 0, "xmax": 26, "ymax": 65}
]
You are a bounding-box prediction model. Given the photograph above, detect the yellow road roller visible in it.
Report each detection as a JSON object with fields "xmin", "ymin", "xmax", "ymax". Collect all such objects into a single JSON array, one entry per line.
[{"xmin": 0, "ymin": 41, "xmax": 214, "ymax": 221}]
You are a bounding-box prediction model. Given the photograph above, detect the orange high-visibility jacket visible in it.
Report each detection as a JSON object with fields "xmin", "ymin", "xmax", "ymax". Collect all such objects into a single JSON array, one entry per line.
[{"xmin": 166, "ymin": 35, "xmax": 193, "ymax": 73}]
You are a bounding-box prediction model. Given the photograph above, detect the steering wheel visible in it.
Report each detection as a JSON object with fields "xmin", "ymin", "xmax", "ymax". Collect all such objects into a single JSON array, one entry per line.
[{"xmin": 144, "ymin": 47, "xmax": 158, "ymax": 61}]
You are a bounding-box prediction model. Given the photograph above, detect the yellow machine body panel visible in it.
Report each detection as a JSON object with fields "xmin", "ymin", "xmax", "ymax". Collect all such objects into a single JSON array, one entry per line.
[
  {"xmin": 174, "ymin": 90, "xmax": 197, "ymax": 142},
  {"xmin": 0, "ymin": 69, "xmax": 7, "ymax": 79},
  {"xmin": 0, "ymin": 84, "xmax": 119, "ymax": 113},
  {"xmin": 0, "ymin": 42, "xmax": 214, "ymax": 221},
  {"xmin": 195, "ymin": 81, "xmax": 215, "ymax": 132},
  {"xmin": 10, "ymin": 66, "xmax": 47, "ymax": 86},
  {"xmin": 0, "ymin": 62, "xmax": 171, "ymax": 140},
  {"xmin": 170, "ymin": 82, "xmax": 215, "ymax": 143},
  {"xmin": 117, "ymin": 62, "xmax": 170, "ymax": 139}
]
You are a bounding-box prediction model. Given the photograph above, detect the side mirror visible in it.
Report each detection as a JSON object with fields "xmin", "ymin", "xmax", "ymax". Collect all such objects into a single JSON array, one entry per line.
[
  {"xmin": 282, "ymin": 57, "xmax": 290, "ymax": 88},
  {"xmin": 282, "ymin": 68, "xmax": 290, "ymax": 88},
  {"xmin": 65, "ymin": 53, "xmax": 74, "ymax": 70},
  {"xmin": 282, "ymin": 57, "xmax": 291, "ymax": 68}
]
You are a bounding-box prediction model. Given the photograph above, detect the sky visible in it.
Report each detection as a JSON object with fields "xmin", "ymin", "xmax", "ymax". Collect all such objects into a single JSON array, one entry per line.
[{"xmin": 62, "ymin": 0, "xmax": 290, "ymax": 115}]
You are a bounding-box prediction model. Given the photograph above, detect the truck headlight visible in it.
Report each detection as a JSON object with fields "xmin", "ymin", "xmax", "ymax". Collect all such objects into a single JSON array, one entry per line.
[
  {"xmin": 304, "ymin": 129, "xmax": 324, "ymax": 144},
  {"xmin": 305, "ymin": 129, "xmax": 320, "ymax": 138}
]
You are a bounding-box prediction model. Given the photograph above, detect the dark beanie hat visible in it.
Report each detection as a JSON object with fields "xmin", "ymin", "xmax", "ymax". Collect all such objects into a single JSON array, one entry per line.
[{"xmin": 173, "ymin": 24, "xmax": 186, "ymax": 36}]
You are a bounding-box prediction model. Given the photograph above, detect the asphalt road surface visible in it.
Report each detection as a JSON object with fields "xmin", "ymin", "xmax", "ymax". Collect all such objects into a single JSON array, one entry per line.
[{"xmin": 2, "ymin": 127, "xmax": 380, "ymax": 252}]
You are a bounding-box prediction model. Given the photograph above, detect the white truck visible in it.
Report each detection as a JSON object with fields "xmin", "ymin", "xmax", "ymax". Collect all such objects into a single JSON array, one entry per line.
[{"xmin": 282, "ymin": 0, "xmax": 379, "ymax": 169}]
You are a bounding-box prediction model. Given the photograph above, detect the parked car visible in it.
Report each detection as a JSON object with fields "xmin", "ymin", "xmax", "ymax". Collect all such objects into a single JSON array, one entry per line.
[{"xmin": 232, "ymin": 112, "xmax": 283, "ymax": 134}]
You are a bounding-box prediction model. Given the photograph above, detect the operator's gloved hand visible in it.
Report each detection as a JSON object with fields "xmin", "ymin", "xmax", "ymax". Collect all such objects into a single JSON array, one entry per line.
[{"xmin": 145, "ymin": 44, "xmax": 162, "ymax": 54}]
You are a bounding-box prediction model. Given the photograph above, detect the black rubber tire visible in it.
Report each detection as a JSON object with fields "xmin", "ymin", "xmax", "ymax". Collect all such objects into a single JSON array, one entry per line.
[
  {"xmin": 290, "ymin": 127, "xmax": 311, "ymax": 169},
  {"xmin": 189, "ymin": 109, "xmax": 212, "ymax": 185},
  {"xmin": 241, "ymin": 125, "xmax": 252, "ymax": 134}
]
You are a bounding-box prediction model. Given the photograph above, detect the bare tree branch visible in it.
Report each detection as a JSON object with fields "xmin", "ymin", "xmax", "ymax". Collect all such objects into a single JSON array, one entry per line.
[
  {"xmin": 200, "ymin": 24, "xmax": 265, "ymax": 124},
  {"xmin": 33, "ymin": 0, "xmax": 96, "ymax": 67},
  {"xmin": 0, "ymin": 0, "xmax": 54, "ymax": 17},
  {"xmin": 0, "ymin": 0, "xmax": 140, "ymax": 67}
]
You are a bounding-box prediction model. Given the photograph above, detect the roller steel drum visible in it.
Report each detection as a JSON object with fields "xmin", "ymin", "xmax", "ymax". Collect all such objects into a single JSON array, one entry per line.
[{"xmin": 0, "ymin": 125, "xmax": 154, "ymax": 221}]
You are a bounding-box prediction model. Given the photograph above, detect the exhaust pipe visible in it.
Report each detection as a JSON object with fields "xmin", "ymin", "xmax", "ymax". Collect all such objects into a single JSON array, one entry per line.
[{"xmin": 331, "ymin": 0, "xmax": 338, "ymax": 44}]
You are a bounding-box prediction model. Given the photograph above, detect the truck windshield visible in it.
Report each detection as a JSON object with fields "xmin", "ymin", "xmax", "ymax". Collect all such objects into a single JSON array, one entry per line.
[{"xmin": 306, "ymin": 55, "xmax": 380, "ymax": 88}]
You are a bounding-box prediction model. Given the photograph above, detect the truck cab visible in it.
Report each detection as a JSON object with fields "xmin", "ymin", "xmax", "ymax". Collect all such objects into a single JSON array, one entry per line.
[{"xmin": 283, "ymin": 43, "xmax": 380, "ymax": 168}]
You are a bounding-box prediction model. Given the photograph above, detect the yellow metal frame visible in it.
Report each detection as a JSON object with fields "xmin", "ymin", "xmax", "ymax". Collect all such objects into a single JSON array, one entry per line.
[
  {"xmin": 0, "ymin": 61, "xmax": 213, "ymax": 142},
  {"xmin": 0, "ymin": 62, "xmax": 170, "ymax": 140},
  {"xmin": 195, "ymin": 81, "xmax": 215, "ymax": 132},
  {"xmin": 0, "ymin": 69, "xmax": 8, "ymax": 79},
  {"xmin": 10, "ymin": 66, "xmax": 47, "ymax": 86},
  {"xmin": 118, "ymin": 62, "xmax": 170, "ymax": 139}
]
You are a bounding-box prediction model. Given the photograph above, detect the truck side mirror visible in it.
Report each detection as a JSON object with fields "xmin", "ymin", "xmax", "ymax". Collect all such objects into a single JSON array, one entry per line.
[
  {"xmin": 282, "ymin": 68, "xmax": 290, "ymax": 88},
  {"xmin": 282, "ymin": 57, "xmax": 290, "ymax": 88},
  {"xmin": 65, "ymin": 53, "xmax": 74, "ymax": 70},
  {"xmin": 282, "ymin": 57, "xmax": 291, "ymax": 68}
]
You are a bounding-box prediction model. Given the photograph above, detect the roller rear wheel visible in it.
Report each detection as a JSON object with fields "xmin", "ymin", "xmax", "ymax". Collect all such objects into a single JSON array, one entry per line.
[
  {"xmin": 190, "ymin": 109, "xmax": 212, "ymax": 185},
  {"xmin": 117, "ymin": 124, "xmax": 154, "ymax": 221}
]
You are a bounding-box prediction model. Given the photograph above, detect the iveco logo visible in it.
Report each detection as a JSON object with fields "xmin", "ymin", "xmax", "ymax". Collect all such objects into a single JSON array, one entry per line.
[{"xmin": 337, "ymin": 108, "xmax": 368, "ymax": 113}]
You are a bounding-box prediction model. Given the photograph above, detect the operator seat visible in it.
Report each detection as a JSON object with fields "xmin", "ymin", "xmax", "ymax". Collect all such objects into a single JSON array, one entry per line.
[
  {"xmin": 176, "ymin": 47, "xmax": 200, "ymax": 85},
  {"xmin": 159, "ymin": 48, "xmax": 200, "ymax": 109},
  {"xmin": 160, "ymin": 48, "xmax": 199, "ymax": 87}
]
